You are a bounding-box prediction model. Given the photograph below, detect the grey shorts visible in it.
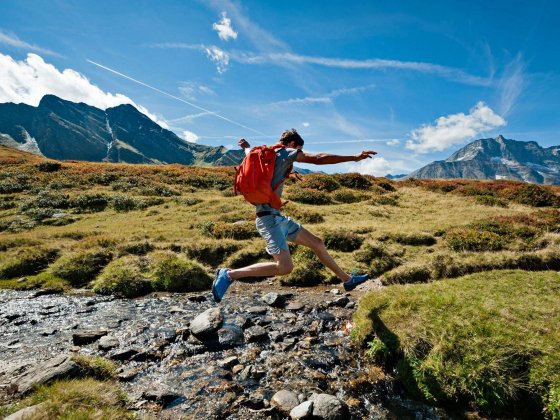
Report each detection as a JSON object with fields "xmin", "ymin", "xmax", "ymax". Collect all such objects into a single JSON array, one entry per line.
[{"xmin": 256, "ymin": 214, "xmax": 302, "ymax": 255}]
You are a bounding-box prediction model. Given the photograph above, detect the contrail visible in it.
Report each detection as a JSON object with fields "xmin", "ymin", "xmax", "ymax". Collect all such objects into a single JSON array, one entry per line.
[{"xmin": 87, "ymin": 59, "xmax": 266, "ymax": 136}]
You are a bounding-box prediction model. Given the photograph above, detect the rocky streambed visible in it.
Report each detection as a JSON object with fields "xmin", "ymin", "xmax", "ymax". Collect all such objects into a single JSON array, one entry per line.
[{"xmin": 0, "ymin": 282, "xmax": 447, "ymax": 419}]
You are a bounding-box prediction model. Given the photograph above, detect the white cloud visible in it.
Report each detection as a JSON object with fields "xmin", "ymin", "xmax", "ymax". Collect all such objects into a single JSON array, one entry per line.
[
  {"xmin": 346, "ymin": 157, "xmax": 400, "ymax": 177},
  {"xmin": 302, "ymin": 122, "xmax": 310, "ymax": 128},
  {"xmin": 178, "ymin": 81, "xmax": 215, "ymax": 100},
  {"xmin": 405, "ymin": 102, "xmax": 506, "ymax": 153},
  {"xmin": 386, "ymin": 139, "xmax": 400, "ymax": 146},
  {"xmin": 268, "ymin": 84, "xmax": 375, "ymax": 107},
  {"xmin": 180, "ymin": 130, "xmax": 199, "ymax": 143},
  {"xmin": 212, "ymin": 12, "xmax": 238, "ymax": 42},
  {"xmin": 0, "ymin": 53, "xmax": 168, "ymax": 127},
  {"xmin": 205, "ymin": 46, "xmax": 230, "ymax": 73},
  {"xmin": 0, "ymin": 30, "xmax": 60, "ymax": 57},
  {"xmin": 498, "ymin": 54, "xmax": 525, "ymax": 117}
]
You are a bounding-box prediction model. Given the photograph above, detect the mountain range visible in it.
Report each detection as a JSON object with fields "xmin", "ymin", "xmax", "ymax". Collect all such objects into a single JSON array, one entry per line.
[
  {"xmin": 0, "ymin": 95, "xmax": 244, "ymax": 166},
  {"xmin": 1, "ymin": 96, "xmax": 558, "ymax": 184},
  {"xmin": 409, "ymin": 135, "xmax": 560, "ymax": 185}
]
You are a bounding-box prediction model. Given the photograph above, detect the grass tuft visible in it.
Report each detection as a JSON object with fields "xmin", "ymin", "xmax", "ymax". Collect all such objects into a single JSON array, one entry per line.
[{"xmin": 148, "ymin": 251, "xmax": 212, "ymax": 292}]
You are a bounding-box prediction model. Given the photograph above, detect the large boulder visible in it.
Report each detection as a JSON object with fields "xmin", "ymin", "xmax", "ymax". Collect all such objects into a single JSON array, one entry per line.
[
  {"xmin": 190, "ymin": 307, "xmax": 223, "ymax": 337},
  {"xmin": 11, "ymin": 355, "xmax": 82, "ymax": 394},
  {"xmin": 309, "ymin": 393, "xmax": 348, "ymax": 420},
  {"xmin": 270, "ymin": 389, "xmax": 299, "ymax": 414}
]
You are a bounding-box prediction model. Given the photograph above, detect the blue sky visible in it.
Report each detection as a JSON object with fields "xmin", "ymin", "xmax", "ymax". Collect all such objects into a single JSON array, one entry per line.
[{"xmin": 1, "ymin": 0, "xmax": 559, "ymax": 174}]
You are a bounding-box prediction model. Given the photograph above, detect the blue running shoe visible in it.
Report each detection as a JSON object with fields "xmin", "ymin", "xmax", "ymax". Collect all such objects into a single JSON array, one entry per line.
[
  {"xmin": 212, "ymin": 268, "xmax": 232, "ymax": 303},
  {"xmin": 343, "ymin": 273, "xmax": 369, "ymax": 291}
]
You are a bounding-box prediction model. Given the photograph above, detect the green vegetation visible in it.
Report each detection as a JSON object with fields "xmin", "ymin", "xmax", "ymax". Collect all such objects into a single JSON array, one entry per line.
[
  {"xmin": 0, "ymin": 379, "xmax": 130, "ymax": 419},
  {"xmin": 280, "ymin": 248, "xmax": 327, "ymax": 286},
  {"xmin": 149, "ymin": 251, "xmax": 212, "ymax": 292},
  {"xmin": 0, "ymin": 247, "xmax": 58, "ymax": 279},
  {"xmin": 92, "ymin": 255, "xmax": 152, "ymax": 298},
  {"xmin": 49, "ymin": 248, "xmax": 112, "ymax": 287},
  {"xmin": 354, "ymin": 270, "xmax": 560, "ymax": 416}
]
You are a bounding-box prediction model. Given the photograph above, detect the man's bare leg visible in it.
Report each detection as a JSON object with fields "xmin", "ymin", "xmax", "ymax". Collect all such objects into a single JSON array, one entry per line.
[
  {"xmin": 228, "ymin": 249, "xmax": 293, "ymax": 281},
  {"xmin": 292, "ymin": 227, "xmax": 352, "ymax": 282}
]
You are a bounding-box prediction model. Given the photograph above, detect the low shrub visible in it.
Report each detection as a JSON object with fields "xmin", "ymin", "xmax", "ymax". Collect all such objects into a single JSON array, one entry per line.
[
  {"xmin": 446, "ymin": 228, "xmax": 505, "ymax": 252},
  {"xmin": 203, "ymin": 221, "xmax": 259, "ymax": 240},
  {"xmin": 36, "ymin": 161, "xmax": 62, "ymax": 172},
  {"xmin": 137, "ymin": 184, "xmax": 179, "ymax": 197},
  {"xmin": 0, "ymin": 196, "xmax": 15, "ymax": 210},
  {"xmin": 175, "ymin": 196, "xmax": 202, "ymax": 207},
  {"xmin": 324, "ymin": 230, "xmax": 364, "ymax": 252},
  {"xmin": 331, "ymin": 189, "xmax": 369, "ymax": 204},
  {"xmin": 354, "ymin": 242, "xmax": 386, "ymax": 264},
  {"xmin": 116, "ymin": 241, "xmax": 154, "ymax": 256},
  {"xmin": 110, "ymin": 194, "xmax": 145, "ymax": 212},
  {"xmin": 375, "ymin": 181, "xmax": 396, "ymax": 192},
  {"xmin": 382, "ymin": 265, "xmax": 432, "ymax": 285},
  {"xmin": 282, "ymin": 204, "xmax": 324, "ymax": 224},
  {"xmin": 225, "ymin": 245, "xmax": 269, "ymax": 269},
  {"xmin": 300, "ymin": 174, "xmax": 340, "ymax": 192},
  {"xmin": 20, "ymin": 190, "xmax": 70, "ymax": 211},
  {"xmin": 333, "ymin": 173, "xmax": 372, "ymax": 190},
  {"xmin": 390, "ymin": 233, "xmax": 437, "ymax": 246},
  {"xmin": 370, "ymin": 194, "xmax": 399, "ymax": 206},
  {"xmin": 369, "ymin": 254, "xmax": 401, "ymax": 277},
  {"xmin": 49, "ymin": 249, "xmax": 113, "ymax": 287},
  {"xmin": 475, "ymin": 195, "xmax": 509, "ymax": 207},
  {"xmin": 92, "ymin": 256, "xmax": 152, "ymax": 298},
  {"xmin": 507, "ymin": 184, "xmax": 560, "ymax": 207},
  {"xmin": 0, "ymin": 180, "xmax": 26, "ymax": 194},
  {"xmin": 280, "ymin": 248, "xmax": 326, "ymax": 286},
  {"xmin": 286, "ymin": 187, "xmax": 333, "ymax": 205},
  {"xmin": 184, "ymin": 240, "xmax": 241, "ymax": 266},
  {"xmin": 72, "ymin": 193, "xmax": 110, "ymax": 212},
  {"xmin": 0, "ymin": 247, "xmax": 58, "ymax": 279},
  {"xmin": 149, "ymin": 251, "xmax": 212, "ymax": 292}
]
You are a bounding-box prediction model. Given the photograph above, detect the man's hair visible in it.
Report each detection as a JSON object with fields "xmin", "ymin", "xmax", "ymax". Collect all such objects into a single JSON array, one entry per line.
[{"xmin": 279, "ymin": 129, "xmax": 304, "ymax": 147}]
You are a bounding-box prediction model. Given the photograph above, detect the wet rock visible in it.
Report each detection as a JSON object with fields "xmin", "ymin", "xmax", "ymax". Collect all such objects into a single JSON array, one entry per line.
[
  {"xmin": 6, "ymin": 313, "xmax": 22, "ymax": 322},
  {"xmin": 332, "ymin": 296, "xmax": 349, "ymax": 307},
  {"xmin": 317, "ymin": 312, "xmax": 336, "ymax": 322},
  {"xmin": 31, "ymin": 288, "xmax": 63, "ymax": 298},
  {"xmin": 232, "ymin": 364, "xmax": 245, "ymax": 375},
  {"xmin": 187, "ymin": 294, "xmax": 207, "ymax": 302},
  {"xmin": 270, "ymin": 389, "xmax": 299, "ymax": 414},
  {"xmin": 330, "ymin": 289, "xmax": 341, "ymax": 295},
  {"xmin": 117, "ymin": 367, "xmax": 138, "ymax": 381},
  {"xmin": 190, "ymin": 307, "xmax": 223, "ymax": 337},
  {"xmin": 110, "ymin": 348, "xmax": 140, "ymax": 361},
  {"xmin": 217, "ymin": 324, "xmax": 244, "ymax": 349},
  {"xmin": 72, "ymin": 329, "xmax": 108, "ymax": 345},
  {"xmin": 290, "ymin": 400, "xmax": 314, "ymax": 419},
  {"xmin": 262, "ymin": 292, "xmax": 285, "ymax": 307},
  {"xmin": 169, "ymin": 306, "xmax": 185, "ymax": 313},
  {"xmin": 309, "ymin": 393, "xmax": 348, "ymax": 419},
  {"xmin": 40, "ymin": 329, "xmax": 57, "ymax": 336},
  {"xmin": 11, "ymin": 355, "xmax": 82, "ymax": 394},
  {"xmin": 286, "ymin": 301, "xmax": 305, "ymax": 311},
  {"xmin": 246, "ymin": 306, "xmax": 268, "ymax": 315},
  {"xmin": 16, "ymin": 277, "xmax": 27, "ymax": 284},
  {"xmin": 345, "ymin": 301, "xmax": 356, "ymax": 309},
  {"xmin": 217, "ymin": 356, "xmax": 239, "ymax": 369},
  {"xmin": 245, "ymin": 325, "xmax": 268, "ymax": 343},
  {"xmin": 98, "ymin": 335, "xmax": 119, "ymax": 351},
  {"xmin": 142, "ymin": 388, "xmax": 182, "ymax": 407}
]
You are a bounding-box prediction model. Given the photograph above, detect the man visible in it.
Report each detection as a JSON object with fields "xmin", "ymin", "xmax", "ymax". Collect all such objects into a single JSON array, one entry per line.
[{"xmin": 212, "ymin": 128, "xmax": 377, "ymax": 303}]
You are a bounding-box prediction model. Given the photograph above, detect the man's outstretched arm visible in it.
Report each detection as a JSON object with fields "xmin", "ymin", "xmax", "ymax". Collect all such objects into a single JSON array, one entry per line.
[{"xmin": 296, "ymin": 150, "xmax": 377, "ymax": 165}]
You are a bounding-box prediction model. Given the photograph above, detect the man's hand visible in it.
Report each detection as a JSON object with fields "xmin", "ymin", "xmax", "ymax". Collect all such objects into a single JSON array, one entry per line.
[
  {"xmin": 238, "ymin": 138, "xmax": 250, "ymax": 149},
  {"xmin": 355, "ymin": 150, "xmax": 377, "ymax": 161}
]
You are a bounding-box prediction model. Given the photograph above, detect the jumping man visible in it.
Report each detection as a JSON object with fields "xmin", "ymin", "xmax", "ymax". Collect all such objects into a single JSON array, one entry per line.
[{"xmin": 212, "ymin": 129, "xmax": 377, "ymax": 303}]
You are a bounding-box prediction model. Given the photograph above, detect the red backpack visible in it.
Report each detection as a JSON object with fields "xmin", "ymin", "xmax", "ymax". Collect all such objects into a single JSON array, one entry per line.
[{"xmin": 234, "ymin": 144, "xmax": 285, "ymax": 209}]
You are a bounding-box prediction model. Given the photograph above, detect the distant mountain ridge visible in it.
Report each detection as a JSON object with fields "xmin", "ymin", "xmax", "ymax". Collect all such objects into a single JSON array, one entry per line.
[
  {"xmin": 0, "ymin": 95, "xmax": 244, "ymax": 166},
  {"xmin": 409, "ymin": 135, "xmax": 560, "ymax": 185}
]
